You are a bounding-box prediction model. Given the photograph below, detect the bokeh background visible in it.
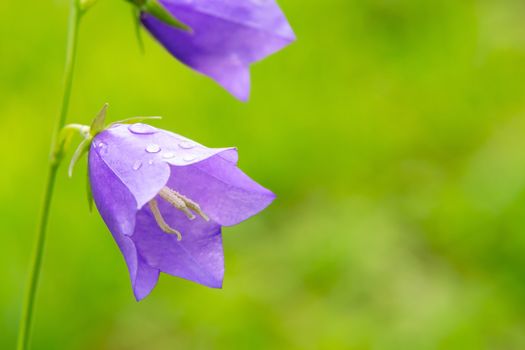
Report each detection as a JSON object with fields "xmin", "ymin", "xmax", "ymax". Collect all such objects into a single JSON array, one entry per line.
[{"xmin": 2, "ymin": 0, "xmax": 525, "ymax": 348}]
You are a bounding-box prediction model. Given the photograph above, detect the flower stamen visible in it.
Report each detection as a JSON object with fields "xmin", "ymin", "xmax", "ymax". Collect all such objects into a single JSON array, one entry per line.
[
  {"xmin": 159, "ymin": 187, "xmax": 195, "ymax": 220},
  {"xmin": 148, "ymin": 198, "xmax": 182, "ymax": 241},
  {"xmin": 159, "ymin": 187, "xmax": 209, "ymax": 222},
  {"xmin": 175, "ymin": 191, "xmax": 210, "ymax": 222}
]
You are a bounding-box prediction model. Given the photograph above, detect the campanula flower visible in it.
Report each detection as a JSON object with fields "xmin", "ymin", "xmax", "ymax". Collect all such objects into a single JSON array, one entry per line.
[
  {"xmin": 139, "ymin": 0, "xmax": 296, "ymax": 101},
  {"xmin": 88, "ymin": 123, "xmax": 275, "ymax": 300}
]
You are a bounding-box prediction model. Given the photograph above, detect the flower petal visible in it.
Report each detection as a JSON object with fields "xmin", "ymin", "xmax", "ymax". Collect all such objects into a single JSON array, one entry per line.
[
  {"xmin": 92, "ymin": 125, "xmax": 169, "ymax": 209},
  {"xmin": 132, "ymin": 199, "xmax": 224, "ymax": 288},
  {"xmin": 89, "ymin": 149, "xmax": 160, "ymax": 300},
  {"xmin": 134, "ymin": 254, "xmax": 161, "ymax": 301},
  {"xmin": 167, "ymin": 149, "xmax": 276, "ymax": 226},
  {"xmin": 141, "ymin": 0, "xmax": 295, "ymax": 100}
]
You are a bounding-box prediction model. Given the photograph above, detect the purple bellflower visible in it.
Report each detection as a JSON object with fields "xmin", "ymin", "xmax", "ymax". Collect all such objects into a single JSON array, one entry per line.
[
  {"xmin": 139, "ymin": 0, "xmax": 296, "ymax": 101},
  {"xmin": 88, "ymin": 122, "xmax": 275, "ymax": 300}
]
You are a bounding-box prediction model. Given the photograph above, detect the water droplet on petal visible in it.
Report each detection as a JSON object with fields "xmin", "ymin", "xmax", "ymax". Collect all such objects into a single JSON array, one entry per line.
[
  {"xmin": 98, "ymin": 142, "xmax": 108, "ymax": 155},
  {"xmin": 129, "ymin": 123, "xmax": 157, "ymax": 135},
  {"xmin": 145, "ymin": 144, "xmax": 161, "ymax": 153},
  {"xmin": 148, "ymin": 160, "xmax": 154, "ymax": 165},
  {"xmin": 179, "ymin": 141, "xmax": 195, "ymax": 149},
  {"xmin": 132, "ymin": 161, "xmax": 142, "ymax": 170},
  {"xmin": 183, "ymin": 154, "xmax": 197, "ymax": 162},
  {"xmin": 162, "ymin": 152, "xmax": 175, "ymax": 159}
]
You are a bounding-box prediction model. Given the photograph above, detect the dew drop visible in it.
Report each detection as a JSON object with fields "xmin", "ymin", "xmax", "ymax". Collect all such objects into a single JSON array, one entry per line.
[
  {"xmin": 183, "ymin": 154, "xmax": 197, "ymax": 162},
  {"xmin": 162, "ymin": 152, "xmax": 176, "ymax": 159},
  {"xmin": 145, "ymin": 143, "xmax": 161, "ymax": 153},
  {"xmin": 97, "ymin": 142, "xmax": 108, "ymax": 155},
  {"xmin": 129, "ymin": 123, "xmax": 157, "ymax": 135},
  {"xmin": 179, "ymin": 141, "xmax": 195, "ymax": 149},
  {"xmin": 132, "ymin": 161, "xmax": 142, "ymax": 170},
  {"xmin": 148, "ymin": 160, "xmax": 154, "ymax": 165}
]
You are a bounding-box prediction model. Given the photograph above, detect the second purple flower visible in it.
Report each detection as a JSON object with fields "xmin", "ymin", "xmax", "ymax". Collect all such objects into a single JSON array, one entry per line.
[{"xmin": 139, "ymin": 0, "xmax": 296, "ymax": 101}]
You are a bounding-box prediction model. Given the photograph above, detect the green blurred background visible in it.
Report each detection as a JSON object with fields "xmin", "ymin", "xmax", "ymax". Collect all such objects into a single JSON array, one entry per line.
[{"xmin": 2, "ymin": 0, "xmax": 525, "ymax": 348}]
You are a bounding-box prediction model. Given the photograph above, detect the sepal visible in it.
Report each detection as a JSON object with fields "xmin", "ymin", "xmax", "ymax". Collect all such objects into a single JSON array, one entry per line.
[
  {"xmin": 90, "ymin": 103, "xmax": 109, "ymax": 137},
  {"xmin": 132, "ymin": 7, "xmax": 145, "ymax": 53},
  {"xmin": 68, "ymin": 138, "xmax": 91, "ymax": 177},
  {"xmin": 86, "ymin": 166, "xmax": 94, "ymax": 212},
  {"xmin": 109, "ymin": 115, "xmax": 162, "ymax": 127},
  {"xmin": 126, "ymin": 0, "xmax": 190, "ymax": 31},
  {"xmin": 52, "ymin": 123, "xmax": 90, "ymax": 165}
]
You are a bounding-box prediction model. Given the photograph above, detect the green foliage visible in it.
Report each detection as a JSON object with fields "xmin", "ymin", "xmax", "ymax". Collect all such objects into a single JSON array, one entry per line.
[{"xmin": 2, "ymin": 0, "xmax": 525, "ymax": 349}]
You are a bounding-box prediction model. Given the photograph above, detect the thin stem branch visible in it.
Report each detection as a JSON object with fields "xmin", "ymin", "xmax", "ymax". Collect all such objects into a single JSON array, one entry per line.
[{"xmin": 17, "ymin": 2, "xmax": 82, "ymax": 349}]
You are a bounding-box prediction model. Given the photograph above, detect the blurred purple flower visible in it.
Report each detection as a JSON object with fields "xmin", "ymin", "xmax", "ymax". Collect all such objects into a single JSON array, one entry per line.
[
  {"xmin": 140, "ymin": 0, "xmax": 296, "ymax": 101},
  {"xmin": 89, "ymin": 123, "xmax": 275, "ymax": 300}
]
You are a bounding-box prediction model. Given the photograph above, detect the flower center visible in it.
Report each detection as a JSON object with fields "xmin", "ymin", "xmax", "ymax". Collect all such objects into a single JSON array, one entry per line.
[{"xmin": 148, "ymin": 186, "xmax": 209, "ymax": 240}]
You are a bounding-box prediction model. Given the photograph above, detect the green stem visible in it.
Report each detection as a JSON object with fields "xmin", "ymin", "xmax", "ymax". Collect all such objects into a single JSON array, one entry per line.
[{"xmin": 17, "ymin": 2, "xmax": 82, "ymax": 349}]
